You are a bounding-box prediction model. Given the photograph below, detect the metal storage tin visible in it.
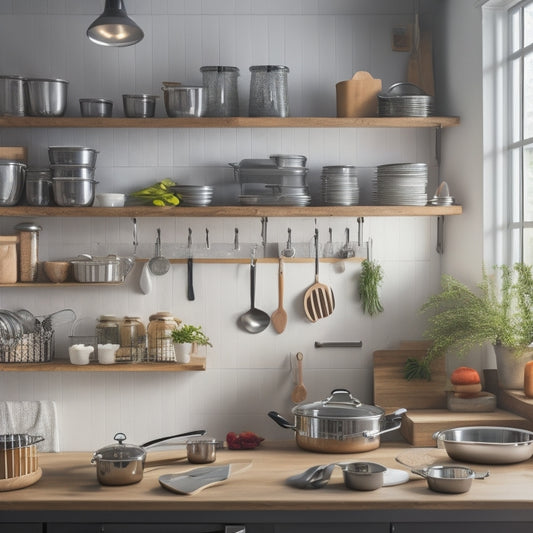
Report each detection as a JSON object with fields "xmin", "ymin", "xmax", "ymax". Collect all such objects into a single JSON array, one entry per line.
[
  {"xmin": 0, "ymin": 75, "xmax": 26, "ymax": 116},
  {"xmin": 249, "ymin": 65, "xmax": 289, "ymax": 117}
]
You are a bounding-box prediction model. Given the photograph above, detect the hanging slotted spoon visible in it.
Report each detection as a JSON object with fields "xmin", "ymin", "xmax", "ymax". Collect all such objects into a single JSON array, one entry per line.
[
  {"xmin": 303, "ymin": 229, "xmax": 335, "ymax": 322},
  {"xmin": 148, "ymin": 228, "xmax": 170, "ymax": 276}
]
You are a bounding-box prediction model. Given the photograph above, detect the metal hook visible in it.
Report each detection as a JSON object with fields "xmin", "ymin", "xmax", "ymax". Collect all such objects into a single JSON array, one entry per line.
[
  {"xmin": 205, "ymin": 228, "xmax": 210, "ymax": 249},
  {"xmin": 234, "ymin": 227, "xmax": 240, "ymax": 250}
]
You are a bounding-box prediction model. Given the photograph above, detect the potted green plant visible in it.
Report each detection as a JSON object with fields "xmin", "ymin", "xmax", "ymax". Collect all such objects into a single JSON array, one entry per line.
[
  {"xmin": 404, "ymin": 263, "xmax": 533, "ymax": 388},
  {"xmin": 171, "ymin": 324, "xmax": 212, "ymax": 364}
]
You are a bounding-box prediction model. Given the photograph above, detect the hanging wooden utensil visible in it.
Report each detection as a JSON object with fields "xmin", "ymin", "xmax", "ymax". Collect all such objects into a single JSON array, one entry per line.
[
  {"xmin": 407, "ymin": 0, "xmax": 422, "ymax": 89},
  {"xmin": 303, "ymin": 229, "xmax": 335, "ymax": 322},
  {"xmin": 291, "ymin": 352, "xmax": 307, "ymax": 403},
  {"xmin": 271, "ymin": 257, "xmax": 288, "ymax": 333}
]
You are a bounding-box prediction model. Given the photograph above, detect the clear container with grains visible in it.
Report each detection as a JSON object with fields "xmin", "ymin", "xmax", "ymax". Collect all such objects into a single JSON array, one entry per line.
[
  {"xmin": 117, "ymin": 316, "xmax": 146, "ymax": 362},
  {"xmin": 96, "ymin": 315, "xmax": 120, "ymax": 345},
  {"xmin": 15, "ymin": 222, "xmax": 42, "ymax": 282},
  {"xmin": 147, "ymin": 312, "xmax": 181, "ymax": 362},
  {"xmin": 249, "ymin": 65, "xmax": 289, "ymax": 117},
  {"xmin": 200, "ymin": 66, "xmax": 240, "ymax": 117}
]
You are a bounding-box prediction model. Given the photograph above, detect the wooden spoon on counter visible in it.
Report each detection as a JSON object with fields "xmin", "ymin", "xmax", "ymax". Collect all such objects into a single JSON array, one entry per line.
[
  {"xmin": 291, "ymin": 352, "xmax": 307, "ymax": 403},
  {"xmin": 271, "ymin": 257, "xmax": 288, "ymax": 333}
]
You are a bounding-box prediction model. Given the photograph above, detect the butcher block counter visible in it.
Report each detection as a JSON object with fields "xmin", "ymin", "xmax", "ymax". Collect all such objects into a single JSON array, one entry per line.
[{"xmin": 2, "ymin": 441, "xmax": 533, "ymax": 533}]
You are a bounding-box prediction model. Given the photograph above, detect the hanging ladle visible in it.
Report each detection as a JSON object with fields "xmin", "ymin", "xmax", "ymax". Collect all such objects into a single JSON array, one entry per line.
[
  {"xmin": 148, "ymin": 228, "xmax": 170, "ymax": 276},
  {"xmin": 238, "ymin": 252, "xmax": 270, "ymax": 334}
]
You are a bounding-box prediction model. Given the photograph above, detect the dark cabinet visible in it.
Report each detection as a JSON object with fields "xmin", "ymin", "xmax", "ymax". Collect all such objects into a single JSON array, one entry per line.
[{"xmin": 391, "ymin": 523, "xmax": 533, "ymax": 533}]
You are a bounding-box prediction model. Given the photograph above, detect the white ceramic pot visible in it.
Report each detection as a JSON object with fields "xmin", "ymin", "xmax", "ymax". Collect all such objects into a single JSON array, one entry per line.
[
  {"xmin": 494, "ymin": 344, "xmax": 533, "ymax": 389},
  {"xmin": 98, "ymin": 343, "xmax": 120, "ymax": 364},
  {"xmin": 174, "ymin": 342, "xmax": 192, "ymax": 364},
  {"xmin": 68, "ymin": 344, "xmax": 94, "ymax": 365}
]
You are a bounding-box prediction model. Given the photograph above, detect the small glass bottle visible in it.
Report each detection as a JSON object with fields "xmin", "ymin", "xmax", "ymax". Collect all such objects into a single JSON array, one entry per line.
[
  {"xmin": 200, "ymin": 66, "xmax": 240, "ymax": 117},
  {"xmin": 249, "ymin": 65, "xmax": 289, "ymax": 117},
  {"xmin": 147, "ymin": 312, "xmax": 181, "ymax": 362},
  {"xmin": 118, "ymin": 316, "xmax": 146, "ymax": 362},
  {"xmin": 96, "ymin": 315, "xmax": 120, "ymax": 345}
]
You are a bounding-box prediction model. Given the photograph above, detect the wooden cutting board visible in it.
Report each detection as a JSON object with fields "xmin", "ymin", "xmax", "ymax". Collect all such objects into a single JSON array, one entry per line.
[
  {"xmin": 0, "ymin": 146, "xmax": 26, "ymax": 162},
  {"xmin": 373, "ymin": 348, "xmax": 447, "ymax": 410},
  {"xmin": 400, "ymin": 409, "xmax": 533, "ymax": 446}
]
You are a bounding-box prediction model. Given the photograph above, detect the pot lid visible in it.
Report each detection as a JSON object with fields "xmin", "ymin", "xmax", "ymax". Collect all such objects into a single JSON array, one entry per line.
[
  {"xmin": 15, "ymin": 222, "xmax": 42, "ymax": 232},
  {"xmin": 292, "ymin": 389, "xmax": 384, "ymax": 419},
  {"xmin": 93, "ymin": 432, "xmax": 146, "ymax": 461}
]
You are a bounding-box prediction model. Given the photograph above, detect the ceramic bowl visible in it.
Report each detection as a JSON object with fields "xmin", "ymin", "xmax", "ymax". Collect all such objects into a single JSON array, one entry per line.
[
  {"xmin": 94, "ymin": 193, "xmax": 125, "ymax": 207},
  {"xmin": 43, "ymin": 261, "xmax": 71, "ymax": 283}
]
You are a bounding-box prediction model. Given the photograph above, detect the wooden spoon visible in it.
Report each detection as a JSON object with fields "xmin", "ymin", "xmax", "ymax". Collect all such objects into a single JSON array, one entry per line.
[
  {"xmin": 291, "ymin": 352, "xmax": 307, "ymax": 403},
  {"xmin": 271, "ymin": 257, "xmax": 288, "ymax": 333}
]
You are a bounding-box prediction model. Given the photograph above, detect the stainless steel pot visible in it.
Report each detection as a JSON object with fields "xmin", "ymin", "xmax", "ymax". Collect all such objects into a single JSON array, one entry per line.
[
  {"xmin": 25, "ymin": 78, "xmax": 68, "ymax": 117},
  {"xmin": 0, "ymin": 75, "xmax": 26, "ymax": 116},
  {"xmin": 49, "ymin": 146, "xmax": 99, "ymax": 167},
  {"xmin": 0, "ymin": 162, "xmax": 26, "ymax": 206},
  {"xmin": 433, "ymin": 426, "xmax": 533, "ymax": 464},
  {"xmin": 71, "ymin": 254, "xmax": 134, "ymax": 283},
  {"xmin": 91, "ymin": 430, "xmax": 206, "ymax": 486},
  {"xmin": 268, "ymin": 389, "xmax": 406, "ymax": 453},
  {"xmin": 161, "ymin": 85, "xmax": 205, "ymax": 118}
]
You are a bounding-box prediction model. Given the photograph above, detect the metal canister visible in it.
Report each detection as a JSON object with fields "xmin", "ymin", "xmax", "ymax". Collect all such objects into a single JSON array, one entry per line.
[
  {"xmin": 0, "ymin": 75, "xmax": 26, "ymax": 116},
  {"xmin": 15, "ymin": 222, "xmax": 42, "ymax": 282},
  {"xmin": 200, "ymin": 66, "xmax": 239, "ymax": 117},
  {"xmin": 25, "ymin": 168, "xmax": 52, "ymax": 206},
  {"xmin": 96, "ymin": 315, "xmax": 120, "ymax": 345},
  {"xmin": 147, "ymin": 312, "xmax": 181, "ymax": 362},
  {"xmin": 118, "ymin": 316, "xmax": 146, "ymax": 362},
  {"xmin": 249, "ymin": 65, "xmax": 289, "ymax": 117}
]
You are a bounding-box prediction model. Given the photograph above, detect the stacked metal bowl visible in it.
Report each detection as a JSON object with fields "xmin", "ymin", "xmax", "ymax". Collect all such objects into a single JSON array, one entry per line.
[
  {"xmin": 378, "ymin": 82, "xmax": 434, "ymax": 117},
  {"xmin": 49, "ymin": 147, "xmax": 98, "ymax": 206},
  {"xmin": 321, "ymin": 165, "xmax": 360, "ymax": 205},
  {"xmin": 171, "ymin": 184, "xmax": 214, "ymax": 206}
]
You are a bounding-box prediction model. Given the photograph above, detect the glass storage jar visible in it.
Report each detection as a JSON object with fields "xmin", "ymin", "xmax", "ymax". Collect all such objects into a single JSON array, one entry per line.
[
  {"xmin": 25, "ymin": 168, "xmax": 52, "ymax": 206},
  {"xmin": 147, "ymin": 312, "xmax": 181, "ymax": 362},
  {"xmin": 200, "ymin": 66, "xmax": 239, "ymax": 117},
  {"xmin": 96, "ymin": 315, "xmax": 120, "ymax": 345},
  {"xmin": 249, "ymin": 65, "xmax": 289, "ymax": 117},
  {"xmin": 117, "ymin": 316, "xmax": 146, "ymax": 362},
  {"xmin": 15, "ymin": 222, "xmax": 42, "ymax": 282}
]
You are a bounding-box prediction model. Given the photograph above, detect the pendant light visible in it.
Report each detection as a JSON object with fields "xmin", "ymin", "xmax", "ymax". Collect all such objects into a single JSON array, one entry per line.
[{"xmin": 87, "ymin": 0, "xmax": 144, "ymax": 47}]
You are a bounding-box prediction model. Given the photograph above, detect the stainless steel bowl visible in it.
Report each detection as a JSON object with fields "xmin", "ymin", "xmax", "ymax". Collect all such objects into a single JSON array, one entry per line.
[
  {"xmin": 162, "ymin": 86, "xmax": 205, "ymax": 117},
  {"xmin": 0, "ymin": 75, "xmax": 26, "ymax": 116},
  {"xmin": 25, "ymin": 78, "xmax": 68, "ymax": 117},
  {"xmin": 186, "ymin": 438, "xmax": 217, "ymax": 464},
  {"xmin": 122, "ymin": 94, "xmax": 158, "ymax": 118},
  {"xmin": 79, "ymin": 98, "xmax": 112, "ymax": 118},
  {"xmin": 0, "ymin": 162, "xmax": 26, "ymax": 206},
  {"xmin": 434, "ymin": 426, "xmax": 533, "ymax": 464},
  {"xmin": 52, "ymin": 178, "xmax": 97, "ymax": 207},
  {"xmin": 49, "ymin": 147, "xmax": 98, "ymax": 167},
  {"xmin": 50, "ymin": 165, "xmax": 95, "ymax": 180},
  {"xmin": 341, "ymin": 462, "xmax": 386, "ymax": 491}
]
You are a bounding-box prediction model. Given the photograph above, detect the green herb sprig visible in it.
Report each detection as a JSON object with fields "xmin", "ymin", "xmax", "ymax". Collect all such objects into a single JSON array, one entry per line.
[{"xmin": 358, "ymin": 259, "xmax": 384, "ymax": 316}]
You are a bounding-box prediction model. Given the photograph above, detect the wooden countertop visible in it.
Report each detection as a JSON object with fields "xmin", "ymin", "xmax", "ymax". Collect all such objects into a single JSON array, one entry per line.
[{"xmin": 2, "ymin": 441, "xmax": 533, "ymax": 512}]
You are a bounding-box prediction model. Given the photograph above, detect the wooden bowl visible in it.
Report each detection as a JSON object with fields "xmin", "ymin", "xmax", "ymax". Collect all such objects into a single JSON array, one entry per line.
[{"xmin": 43, "ymin": 261, "xmax": 71, "ymax": 283}]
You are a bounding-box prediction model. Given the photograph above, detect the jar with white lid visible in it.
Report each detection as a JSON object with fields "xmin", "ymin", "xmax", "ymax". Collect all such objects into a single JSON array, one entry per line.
[{"xmin": 147, "ymin": 312, "xmax": 181, "ymax": 362}]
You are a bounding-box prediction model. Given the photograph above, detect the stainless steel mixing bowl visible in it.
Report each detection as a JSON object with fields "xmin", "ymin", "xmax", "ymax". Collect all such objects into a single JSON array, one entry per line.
[
  {"xmin": 0, "ymin": 162, "xmax": 26, "ymax": 206},
  {"xmin": 52, "ymin": 178, "xmax": 97, "ymax": 207},
  {"xmin": 122, "ymin": 94, "xmax": 158, "ymax": 118},
  {"xmin": 79, "ymin": 98, "xmax": 112, "ymax": 118},
  {"xmin": 49, "ymin": 146, "xmax": 98, "ymax": 167},
  {"xmin": 162, "ymin": 86, "xmax": 205, "ymax": 117}
]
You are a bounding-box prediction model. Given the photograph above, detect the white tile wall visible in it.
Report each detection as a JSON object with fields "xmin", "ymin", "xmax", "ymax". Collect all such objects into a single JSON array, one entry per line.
[{"xmin": 0, "ymin": 0, "xmax": 443, "ymax": 451}]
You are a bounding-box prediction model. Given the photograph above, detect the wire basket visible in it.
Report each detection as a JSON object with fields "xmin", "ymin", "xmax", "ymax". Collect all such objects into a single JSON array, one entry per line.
[{"xmin": 0, "ymin": 327, "xmax": 54, "ymax": 363}]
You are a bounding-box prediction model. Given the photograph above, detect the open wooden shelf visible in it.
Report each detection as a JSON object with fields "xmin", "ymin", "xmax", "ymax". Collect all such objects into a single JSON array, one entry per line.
[
  {"xmin": 0, "ymin": 204, "xmax": 462, "ymax": 218},
  {"xmin": 0, "ymin": 356, "xmax": 206, "ymax": 372},
  {"xmin": 0, "ymin": 116, "xmax": 460, "ymax": 129}
]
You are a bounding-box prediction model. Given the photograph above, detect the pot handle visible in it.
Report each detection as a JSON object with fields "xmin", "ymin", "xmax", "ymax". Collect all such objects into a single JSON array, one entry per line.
[
  {"xmin": 362, "ymin": 408, "xmax": 407, "ymax": 439},
  {"xmin": 268, "ymin": 411, "xmax": 297, "ymax": 431},
  {"xmin": 141, "ymin": 429, "xmax": 207, "ymax": 448},
  {"xmin": 323, "ymin": 389, "xmax": 362, "ymax": 407}
]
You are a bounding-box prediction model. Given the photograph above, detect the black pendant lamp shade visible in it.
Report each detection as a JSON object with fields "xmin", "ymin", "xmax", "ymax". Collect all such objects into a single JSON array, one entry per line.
[{"xmin": 87, "ymin": 0, "xmax": 144, "ymax": 47}]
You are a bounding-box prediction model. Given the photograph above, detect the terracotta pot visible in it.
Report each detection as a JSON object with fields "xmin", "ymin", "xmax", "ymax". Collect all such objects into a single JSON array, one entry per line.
[{"xmin": 494, "ymin": 344, "xmax": 533, "ymax": 389}]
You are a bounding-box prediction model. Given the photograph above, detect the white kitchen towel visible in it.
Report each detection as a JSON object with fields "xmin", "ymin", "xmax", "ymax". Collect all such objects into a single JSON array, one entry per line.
[{"xmin": 0, "ymin": 400, "xmax": 60, "ymax": 452}]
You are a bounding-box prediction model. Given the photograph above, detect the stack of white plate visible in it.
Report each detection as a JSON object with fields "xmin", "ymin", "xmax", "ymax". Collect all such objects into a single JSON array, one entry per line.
[
  {"xmin": 321, "ymin": 166, "xmax": 360, "ymax": 206},
  {"xmin": 376, "ymin": 163, "xmax": 428, "ymax": 206},
  {"xmin": 171, "ymin": 185, "xmax": 214, "ymax": 206}
]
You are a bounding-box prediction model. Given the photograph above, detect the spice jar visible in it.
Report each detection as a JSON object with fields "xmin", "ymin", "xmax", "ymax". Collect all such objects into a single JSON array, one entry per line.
[
  {"xmin": 96, "ymin": 315, "xmax": 120, "ymax": 345},
  {"xmin": 200, "ymin": 66, "xmax": 240, "ymax": 117},
  {"xmin": 147, "ymin": 312, "xmax": 181, "ymax": 362},
  {"xmin": 524, "ymin": 361, "xmax": 533, "ymax": 398},
  {"xmin": 118, "ymin": 316, "xmax": 146, "ymax": 362},
  {"xmin": 249, "ymin": 65, "xmax": 289, "ymax": 117},
  {"xmin": 15, "ymin": 222, "xmax": 42, "ymax": 282}
]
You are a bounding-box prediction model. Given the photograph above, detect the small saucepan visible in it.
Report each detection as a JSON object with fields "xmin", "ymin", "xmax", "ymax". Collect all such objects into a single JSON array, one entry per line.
[
  {"xmin": 91, "ymin": 430, "xmax": 205, "ymax": 486},
  {"xmin": 412, "ymin": 465, "xmax": 489, "ymax": 494}
]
